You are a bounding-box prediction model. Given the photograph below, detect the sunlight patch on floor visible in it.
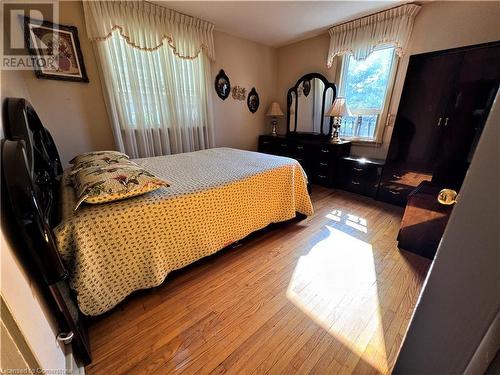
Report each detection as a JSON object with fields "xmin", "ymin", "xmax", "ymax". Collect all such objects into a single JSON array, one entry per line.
[
  {"xmin": 286, "ymin": 225, "xmax": 388, "ymax": 373},
  {"xmin": 326, "ymin": 210, "xmax": 368, "ymax": 233}
]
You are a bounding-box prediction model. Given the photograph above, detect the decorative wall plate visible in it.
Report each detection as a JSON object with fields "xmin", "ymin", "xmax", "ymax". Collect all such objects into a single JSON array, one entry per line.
[
  {"xmin": 215, "ymin": 69, "xmax": 230, "ymax": 100},
  {"xmin": 247, "ymin": 87, "xmax": 259, "ymax": 113}
]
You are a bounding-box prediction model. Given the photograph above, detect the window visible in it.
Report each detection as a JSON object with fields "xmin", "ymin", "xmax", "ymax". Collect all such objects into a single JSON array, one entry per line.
[
  {"xmin": 107, "ymin": 33, "xmax": 204, "ymax": 130},
  {"xmin": 339, "ymin": 46, "xmax": 397, "ymax": 142}
]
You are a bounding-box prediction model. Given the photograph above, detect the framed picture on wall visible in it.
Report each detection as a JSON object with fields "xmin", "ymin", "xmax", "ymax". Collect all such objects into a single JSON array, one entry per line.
[{"xmin": 24, "ymin": 17, "xmax": 89, "ymax": 82}]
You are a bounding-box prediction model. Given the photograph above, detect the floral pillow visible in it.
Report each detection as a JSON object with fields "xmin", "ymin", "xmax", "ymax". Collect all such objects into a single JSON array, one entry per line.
[
  {"xmin": 69, "ymin": 151, "xmax": 129, "ymax": 165},
  {"xmin": 73, "ymin": 162, "xmax": 169, "ymax": 210},
  {"xmin": 70, "ymin": 154, "xmax": 131, "ymax": 175}
]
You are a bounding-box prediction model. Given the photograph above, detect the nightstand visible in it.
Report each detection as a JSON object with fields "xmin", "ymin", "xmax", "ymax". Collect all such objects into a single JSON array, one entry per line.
[{"xmin": 335, "ymin": 156, "xmax": 384, "ymax": 198}]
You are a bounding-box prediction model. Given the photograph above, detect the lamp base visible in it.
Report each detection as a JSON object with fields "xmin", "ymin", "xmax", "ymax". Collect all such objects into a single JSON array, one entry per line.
[
  {"xmin": 330, "ymin": 121, "xmax": 342, "ymax": 143},
  {"xmin": 271, "ymin": 118, "xmax": 278, "ymax": 136}
]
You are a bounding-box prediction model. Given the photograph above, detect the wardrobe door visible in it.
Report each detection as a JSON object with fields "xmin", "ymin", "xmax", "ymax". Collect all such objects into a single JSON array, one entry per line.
[
  {"xmin": 433, "ymin": 43, "xmax": 500, "ymax": 188},
  {"xmin": 379, "ymin": 52, "xmax": 463, "ymax": 206}
]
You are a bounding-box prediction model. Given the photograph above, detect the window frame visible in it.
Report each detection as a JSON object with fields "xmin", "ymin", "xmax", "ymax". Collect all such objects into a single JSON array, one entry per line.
[{"xmin": 338, "ymin": 45, "xmax": 399, "ymax": 145}]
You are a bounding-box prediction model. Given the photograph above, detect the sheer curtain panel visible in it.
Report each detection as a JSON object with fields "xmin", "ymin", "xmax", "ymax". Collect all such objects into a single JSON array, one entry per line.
[{"xmin": 83, "ymin": 1, "xmax": 215, "ymax": 157}]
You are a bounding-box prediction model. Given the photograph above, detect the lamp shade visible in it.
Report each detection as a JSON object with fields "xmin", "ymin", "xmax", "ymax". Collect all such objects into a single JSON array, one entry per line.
[
  {"xmin": 325, "ymin": 97, "xmax": 352, "ymax": 117},
  {"xmin": 266, "ymin": 102, "xmax": 284, "ymax": 117}
]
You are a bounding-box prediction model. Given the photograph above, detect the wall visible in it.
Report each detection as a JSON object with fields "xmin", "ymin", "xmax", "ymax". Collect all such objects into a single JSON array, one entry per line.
[
  {"xmin": 211, "ymin": 31, "xmax": 277, "ymax": 151},
  {"xmin": 393, "ymin": 91, "xmax": 500, "ymax": 374},
  {"xmin": 1, "ymin": 1, "xmax": 115, "ymax": 167},
  {"xmin": 276, "ymin": 1, "xmax": 500, "ymax": 159},
  {"xmin": 1, "ymin": 3, "xmax": 279, "ymax": 163},
  {"xmin": 275, "ymin": 33, "xmax": 333, "ymax": 136}
]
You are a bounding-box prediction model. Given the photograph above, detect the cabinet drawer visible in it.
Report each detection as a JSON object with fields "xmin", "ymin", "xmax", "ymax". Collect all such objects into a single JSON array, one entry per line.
[
  {"xmin": 290, "ymin": 143, "xmax": 307, "ymax": 159},
  {"xmin": 377, "ymin": 183, "xmax": 414, "ymax": 206},
  {"xmin": 258, "ymin": 136, "xmax": 280, "ymax": 155},
  {"xmin": 315, "ymin": 160, "xmax": 331, "ymax": 170},
  {"xmin": 315, "ymin": 147, "xmax": 332, "ymax": 161},
  {"xmin": 314, "ymin": 172, "xmax": 330, "ymax": 186},
  {"xmin": 259, "ymin": 142, "xmax": 274, "ymax": 154},
  {"xmin": 346, "ymin": 178, "xmax": 365, "ymax": 194},
  {"xmin": 336, "ymin": 157, "xmax": 383, "ymax": 197},
  {"xmin": 276, "ymin": 141, "xmax": 289, "ymax": 155}
]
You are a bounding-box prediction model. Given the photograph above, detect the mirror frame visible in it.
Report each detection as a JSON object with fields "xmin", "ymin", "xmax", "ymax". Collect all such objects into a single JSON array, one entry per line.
[{"xmin": 286, "ymin": 72, "xmax": 337, "ymax": 136}]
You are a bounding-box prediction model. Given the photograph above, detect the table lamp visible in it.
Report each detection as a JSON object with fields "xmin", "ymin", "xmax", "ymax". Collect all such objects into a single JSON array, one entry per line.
[
  {"xmin": 266, "ymin": 102, "xmax": 284, "ymax": 136},
  {"xmin": 325, "ymin": 97, "xmax": 352, "ymax": 143}
]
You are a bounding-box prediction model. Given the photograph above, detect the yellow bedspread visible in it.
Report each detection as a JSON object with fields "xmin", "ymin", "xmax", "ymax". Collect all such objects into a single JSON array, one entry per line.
[{"xmin": 54, "ymin": 148, "xmax": 313, "ymax": 316}]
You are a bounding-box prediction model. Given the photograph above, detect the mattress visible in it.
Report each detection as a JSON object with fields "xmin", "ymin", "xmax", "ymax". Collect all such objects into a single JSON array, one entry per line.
[{"xmin": 54, "ymin": 147, "xmax": 313, "ymax": 316}]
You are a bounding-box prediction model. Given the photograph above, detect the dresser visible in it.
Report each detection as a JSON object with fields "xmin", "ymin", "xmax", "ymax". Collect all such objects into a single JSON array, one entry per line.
[
  {"xmin": 335, "ymin": 156, "xmax": 384, "ymax": 198},
  {"xmin": 258, "ymin": 135, "xmax": 351, "ymax": 187}
]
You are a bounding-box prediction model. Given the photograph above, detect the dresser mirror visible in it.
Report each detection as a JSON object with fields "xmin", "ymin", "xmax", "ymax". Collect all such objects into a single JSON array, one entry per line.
[{"xmin": 287, "ymin": 72, "xmax": 337, "ymax": 135}]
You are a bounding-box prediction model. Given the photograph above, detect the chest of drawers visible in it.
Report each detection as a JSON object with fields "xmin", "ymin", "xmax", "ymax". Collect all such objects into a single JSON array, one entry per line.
[{"xmin": 258, "ymin": 135, "xmax": 351, "ymax": 187}]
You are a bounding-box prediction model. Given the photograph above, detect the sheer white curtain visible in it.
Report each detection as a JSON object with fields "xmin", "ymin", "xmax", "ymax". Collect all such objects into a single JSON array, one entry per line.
[
  {"xmin": 83, "ymin": 1, "xmax": 215, "ymax": 157},
  {"xmin": 327, "ymin": 3, "xmax": 420, "ymax": 66}
]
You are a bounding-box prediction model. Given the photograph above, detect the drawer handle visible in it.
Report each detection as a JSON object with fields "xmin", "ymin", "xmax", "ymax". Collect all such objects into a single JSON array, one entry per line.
[
  {"xmin": 280, "ymin": 143, "xmax": 287, "ymax": 147},
  {"xmin": 351, "ymin": 181, "xmax": 360, "ymax": 185},
  {"xmin": 318, "ymin": 174, "xmax": 327, "ymax": 179},
  {"xmin": 296, "ymin": 145, "xmax": 304, "ymax": 150},
  {"xmin": 321, "ymin": 149, "xmax": 329, "ymax": 153},
  {"xmin": 319, "ymin": 162, "xmax": 328, "ymax": 166},
  {"xmin": 389, "ymin": 190, "xmax": 400, "ymax": 195},
  {"xmin": 353, "ymin": 167, "xmax": 363, "ymax": 172},
  {"xmin": 262, "ymin": 141, "xmax": 270, "ymax": 145}
]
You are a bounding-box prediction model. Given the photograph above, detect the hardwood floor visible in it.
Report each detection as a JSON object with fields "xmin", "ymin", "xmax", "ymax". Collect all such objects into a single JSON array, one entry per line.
[{"xmin": 86, "ymin": 186, "xmax": 431, "ymax": 375}]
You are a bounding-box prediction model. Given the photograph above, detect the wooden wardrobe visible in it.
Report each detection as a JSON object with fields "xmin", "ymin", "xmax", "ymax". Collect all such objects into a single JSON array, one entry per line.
[{"xmin": 378, "ymin": 41, "xmax": 500, "ymax": 206}]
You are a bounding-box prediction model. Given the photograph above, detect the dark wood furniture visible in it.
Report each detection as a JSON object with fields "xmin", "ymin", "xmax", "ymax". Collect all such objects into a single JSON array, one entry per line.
[
  {"xmin": 258, "ymin": 134, "xmax": 350, "ymax": 187},
  {"xmin": 397, "ymin": 181, "xmax": 453, "ymax": 259},
  {"xmin": 378, "ymin": 41, "xmax": 500, "ymax": 207},
  {"xmin": 335, "ymin": 156, "xmax": 384, "ymax": 198},
  {"xmin": 259, "ymin": 72, "xmax": 351, "ymax": 187},
  {"xmin": 1, "ymin": 98, "xmax": 91, "ymax": 365},
  {"xmin": 286, "ymin": 72, "xmax": 337, "ymax": 135}
]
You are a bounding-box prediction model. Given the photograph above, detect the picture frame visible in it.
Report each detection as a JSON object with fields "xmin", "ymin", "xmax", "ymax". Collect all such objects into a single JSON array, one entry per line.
[
  {"xmin": 215, "ymin": 69, "xmax": 230, "ymax": 100},
  {"xmin": 24, "ymin": 17, "xmax": 89, "ymax": 82},
  {"xmin": 247, "ymin": 87, "xmax": 260, "ymax": 113}
]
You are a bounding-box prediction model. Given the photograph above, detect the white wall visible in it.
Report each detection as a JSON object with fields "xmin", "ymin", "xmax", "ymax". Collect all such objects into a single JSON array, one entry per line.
[
  {"xmin": 1, "ymin": 1, "xmax": 115, "ymax": 167},
  {"xmin": 212, "ymin": 31, "xmax": 277, "ymax": 151},
  {"xmin": 393, "ymin": 93, "xmax": 500, "ymax": 373}
]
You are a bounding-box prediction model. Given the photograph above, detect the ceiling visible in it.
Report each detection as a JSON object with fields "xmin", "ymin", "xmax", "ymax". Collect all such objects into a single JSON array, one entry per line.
[{"xmin": 158, "ymin": 1, "xmax": 403, "ymax": 48}]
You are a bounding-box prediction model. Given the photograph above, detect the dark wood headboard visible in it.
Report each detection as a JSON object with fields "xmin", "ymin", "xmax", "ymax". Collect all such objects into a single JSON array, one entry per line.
[{"xmin": 1, "ymin": 98, "xmax": 91, "ymax": 364}]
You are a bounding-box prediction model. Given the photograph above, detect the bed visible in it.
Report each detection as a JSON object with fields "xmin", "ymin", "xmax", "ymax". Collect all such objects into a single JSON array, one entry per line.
[
  {"xmin": 2, "ymin": 98, "xmax": 313, "ymax": 320},
  {"xmin": 56, "ymin": 147, "xmax": 313, "ymax": 316}
]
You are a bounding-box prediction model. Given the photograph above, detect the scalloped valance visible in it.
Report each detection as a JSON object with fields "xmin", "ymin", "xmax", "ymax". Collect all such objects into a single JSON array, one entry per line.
[
  {"xmin": 327, "ymin": 3, "xmax": 420, "ymax": 67},
  {"xmin": 82, "ymin": 0, "xmax": 215, "ymax": 61}
]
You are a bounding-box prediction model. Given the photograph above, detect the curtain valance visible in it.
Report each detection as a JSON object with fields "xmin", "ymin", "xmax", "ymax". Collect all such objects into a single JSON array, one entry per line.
[
  {"xmin": 327, "ymin": 4, "xmax": 420, "ymax": 67},
  {"xmin": 83, "ymin": 0, "xmax": 215, "ymax": 61}
]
